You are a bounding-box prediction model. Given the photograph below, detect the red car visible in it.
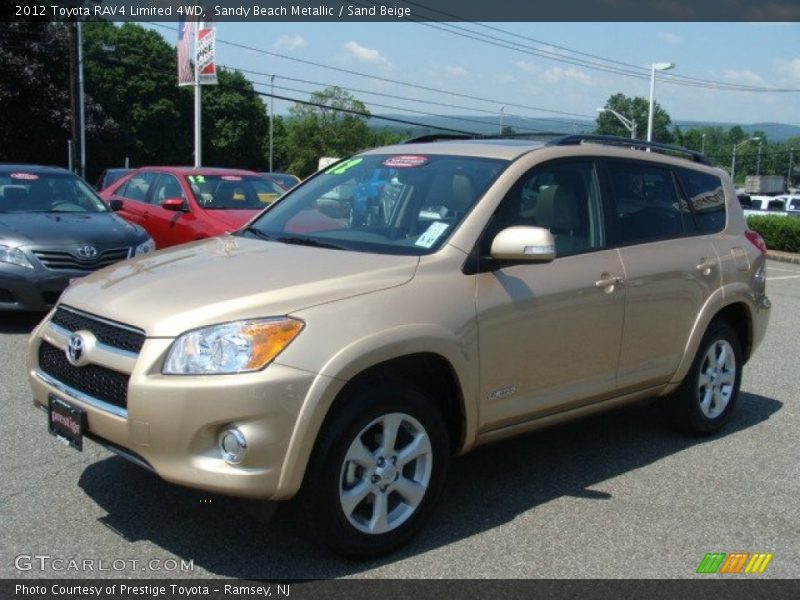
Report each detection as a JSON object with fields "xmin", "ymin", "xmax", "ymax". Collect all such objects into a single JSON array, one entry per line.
[{"xmin": 99, "ymin": 167, "xmax": 286, "ymax": 248}]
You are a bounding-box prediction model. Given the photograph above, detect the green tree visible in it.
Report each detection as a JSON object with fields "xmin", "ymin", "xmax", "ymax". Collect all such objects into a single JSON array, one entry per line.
[
  {"xmin": 595, "ymin": 93, "xmax": 673, "ymax": 143},
  {"xmin": 83, "ymin": 21, "xmax": 192, "ymax": 176},
  {"xmin": 0, "ymin": 22, "xmax": 112, "ymax": 167},
  {"xmin": 202, "ymin": 69, "xmax": 269, "ymax": 169},
  {"xmin": 283, "ymin": 87, "xmax": 373, "ymax": 177}
]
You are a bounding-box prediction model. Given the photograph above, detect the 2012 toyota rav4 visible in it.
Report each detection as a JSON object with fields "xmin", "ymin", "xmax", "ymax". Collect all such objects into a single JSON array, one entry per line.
[{"xmin": 28, "ymin": 135, "xmax": 770, "ymax": 558}]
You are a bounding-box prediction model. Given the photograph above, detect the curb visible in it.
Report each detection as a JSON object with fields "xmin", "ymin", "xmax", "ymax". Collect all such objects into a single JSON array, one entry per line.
[{"xmin": 766, "ymin": 252, "xmax": 800, "ymax": 265}]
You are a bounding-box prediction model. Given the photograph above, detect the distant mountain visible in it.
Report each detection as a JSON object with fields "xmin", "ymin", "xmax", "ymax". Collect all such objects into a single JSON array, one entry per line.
[{"xmin": 369, "ymin": 115, "xmax": 800, "ymax": 142}]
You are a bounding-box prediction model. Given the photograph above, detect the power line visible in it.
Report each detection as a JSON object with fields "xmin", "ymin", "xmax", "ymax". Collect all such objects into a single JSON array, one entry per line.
[
  {"xmin": 145, "ymin": 21, "xmax": 599, "ymax": 121},
  {"xmin": 390, "ymin": 0, "xmax": 800, "ymax": 93}
]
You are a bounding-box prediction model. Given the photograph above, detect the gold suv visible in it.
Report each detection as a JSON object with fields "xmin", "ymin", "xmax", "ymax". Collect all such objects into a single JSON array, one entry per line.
[{"xmin": 28, "ymin": 136, "xmax": 770, "ymax": 557}]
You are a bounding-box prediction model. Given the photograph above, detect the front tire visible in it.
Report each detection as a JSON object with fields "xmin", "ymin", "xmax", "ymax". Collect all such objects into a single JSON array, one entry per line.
[
  {"xmin": 296, "ymin": 383, "xmax": 449, "ymax": 558},
  {"xmin": 666, "ymin": 321, "xmax": 743, "ymax": 435}
]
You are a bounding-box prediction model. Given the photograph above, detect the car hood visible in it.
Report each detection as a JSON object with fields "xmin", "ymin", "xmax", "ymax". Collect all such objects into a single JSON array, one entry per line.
[
  {"xmin": 204, "ymin": 208, "xmax": 262, "ymax": 230},
  {"xmin": 60, "ymin": 236, "xmax": 419, "ymax": 337},
  {"xmin": 0, "ymin": 212, "xmax": 144, "ymax": 246}
]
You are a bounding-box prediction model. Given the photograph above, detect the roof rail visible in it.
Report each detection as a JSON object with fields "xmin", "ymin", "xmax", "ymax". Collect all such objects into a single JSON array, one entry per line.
[
  {"xmin": 546, "ymin": 134, "xmax": 712, "ymax": 166},
  {"xmin": 401, "ymin": 134, "xmax": 476, "ymax": 144}
]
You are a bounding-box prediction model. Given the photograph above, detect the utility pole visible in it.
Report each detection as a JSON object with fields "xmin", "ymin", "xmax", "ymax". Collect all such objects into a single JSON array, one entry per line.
[
  {"xmin": 68, "ymin": 21, "xmax": 80, "ymax": 174},
  {"xmin": 756, "ymin": 141, "xmax": 762, "ymax": 176},
  {"xmin": 77, "ymin": 21, "xmax": 86, "ymax": 178},
  {"xmin": 790, "ymin": 148, "xmax": 795, "ymax": 187},
  {"xmin": 269, "ymin": 74, "xmax": 275, "ymax": 172}
]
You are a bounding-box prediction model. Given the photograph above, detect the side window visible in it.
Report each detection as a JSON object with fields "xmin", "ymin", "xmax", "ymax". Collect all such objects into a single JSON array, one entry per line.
[
  {"xmin": 486, "ymin": 160, "xmax": 604, "ymax": 257},
  {"xmin": 118, "ymin": 172, "xmax": 156, "ymax": 203},
  {"xmin": 607, "ymin": 161, "xmax": 694, "ymax": 245},
  {"xmin": 677, "ymin": 169, "xmax": 727, "ymax": 234},
  {"xmin": 150, "ymin": 174, "xmax": 187, "ymax": 206}
]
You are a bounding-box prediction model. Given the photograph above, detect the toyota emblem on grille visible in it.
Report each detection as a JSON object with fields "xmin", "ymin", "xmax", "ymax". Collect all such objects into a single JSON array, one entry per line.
[
  {"xmin": 65, "ymin": 331, "xmax": 95, "ymax": 367},
  {"xmin": 76, "ymin": 246, "xmax": 98, "ymax": 258}
]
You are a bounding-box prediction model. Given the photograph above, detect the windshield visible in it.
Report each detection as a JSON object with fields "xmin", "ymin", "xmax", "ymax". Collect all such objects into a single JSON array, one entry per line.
[
  {"xmin": 0, "ymin": 171, "xmax": 108, "ymax": 213},
  {"xmin": 187, "ymin": 174, "xmax": 285, "ymax": 209},
  {"xmin": 239, "ymin": 154, "xmax": 508, "ymax": 255}
]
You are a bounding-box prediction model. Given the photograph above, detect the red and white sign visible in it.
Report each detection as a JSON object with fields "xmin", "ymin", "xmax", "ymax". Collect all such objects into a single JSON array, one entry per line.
[
  {"xmin": 197, "ymin": 26, "xmax": 218, "ymax": 85},
  {"xmin": 382, "ymin": 155, "xmax": 429, "ymax": 168}
]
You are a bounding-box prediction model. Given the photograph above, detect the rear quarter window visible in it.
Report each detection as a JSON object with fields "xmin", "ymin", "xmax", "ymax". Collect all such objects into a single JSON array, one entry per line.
[{"xmin": 677, "ymin": 169, "xmax": 727, "ymax": 234}]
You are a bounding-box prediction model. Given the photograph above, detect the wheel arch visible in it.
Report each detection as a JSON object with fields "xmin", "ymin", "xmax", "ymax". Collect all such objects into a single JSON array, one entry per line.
[{"xmin": 275, "ymin": 333, "xmax": 477, "ymax": 499}]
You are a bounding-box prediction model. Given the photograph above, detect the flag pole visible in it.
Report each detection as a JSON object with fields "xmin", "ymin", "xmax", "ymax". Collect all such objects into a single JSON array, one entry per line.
[{"xmin": 194, "ymin": 20, "xmax": 202, "ymax": 168}]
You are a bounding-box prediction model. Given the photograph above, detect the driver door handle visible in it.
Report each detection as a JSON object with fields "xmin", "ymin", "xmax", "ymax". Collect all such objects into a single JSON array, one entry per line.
[{"xmin": 595, "ymin": 273, "xmax": 623, "ymax": 291}]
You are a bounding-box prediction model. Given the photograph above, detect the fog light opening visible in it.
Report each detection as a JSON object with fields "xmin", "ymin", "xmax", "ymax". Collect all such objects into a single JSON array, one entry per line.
[{"xmin": 219, "ymin": 428, "xmax": 248, "ymax": 465}]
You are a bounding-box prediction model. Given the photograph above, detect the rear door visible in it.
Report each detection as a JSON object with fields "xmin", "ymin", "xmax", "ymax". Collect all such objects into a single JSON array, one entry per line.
[
  {"xmin": 602, "ymin": 159, "xmax": 719, "ymax": 390},
  {"xmin": 476, "ymin": 159, "xmax": 626, "ymax": 431}
]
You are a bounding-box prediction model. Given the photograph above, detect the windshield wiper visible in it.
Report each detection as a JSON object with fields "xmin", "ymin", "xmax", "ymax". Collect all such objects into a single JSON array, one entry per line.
[
  {"xmin": 277, "ymin": 236, "xmax": 344, "ymax": 250},
  {"xmin": 239, "ymin": 226, "xmax": 274, "ymax": 241}
]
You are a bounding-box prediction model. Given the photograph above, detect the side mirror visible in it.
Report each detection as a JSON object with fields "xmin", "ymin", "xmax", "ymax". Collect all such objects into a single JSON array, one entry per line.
[
  {"xmin": 109, "ymin": 199, "xmax": 123, "ymax": 212},
  {"xmin": 490, "ymin": 226, "xmax": 555, "ymax": 262},
  {"xmin": 161, "ymin": 197, "xmax": 188, "ymax": 212}
]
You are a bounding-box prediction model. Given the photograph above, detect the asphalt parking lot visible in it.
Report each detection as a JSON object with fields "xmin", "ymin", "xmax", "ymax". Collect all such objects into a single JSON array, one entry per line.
[{"xmin": 1, "ymin": 259, "xmax": 798, "ymax": 580}]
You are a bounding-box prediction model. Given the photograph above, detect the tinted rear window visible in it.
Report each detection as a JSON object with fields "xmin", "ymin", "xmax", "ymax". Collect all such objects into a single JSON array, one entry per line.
[{"xmin": 678, "ymin": 169, "xmax": 727, "ymax": 233}]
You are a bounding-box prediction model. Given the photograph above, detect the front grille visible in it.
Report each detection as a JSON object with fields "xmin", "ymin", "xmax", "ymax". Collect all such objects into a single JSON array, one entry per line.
[
  {"xmin": 32, "ymin": 247, "xmax": 131, "ymax": 272},
  {"xmin": 51, "ymin": 307, "xmax": 145, "ymax": 354},
  {"xmin": 38, "ymin": 341, "xmax": 129, "ymax": 410}
]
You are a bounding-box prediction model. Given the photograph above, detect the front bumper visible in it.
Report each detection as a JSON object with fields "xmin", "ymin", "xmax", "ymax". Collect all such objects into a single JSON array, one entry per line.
[
  {"xmin": 0, "ymin": 266, "xmax": 72, "ymax": 311},
  {"xmin": 28, "ymin": 316, "xmax": 322, "ymax": 499}
]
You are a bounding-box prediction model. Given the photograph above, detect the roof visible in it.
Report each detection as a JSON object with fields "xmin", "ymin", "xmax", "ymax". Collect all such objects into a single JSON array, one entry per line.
[
  {"xmin": 0, "ymin": 164, "xmax": 72, "ymax": 174},
  {"xmin": 362, "ymin": 139, "xmax": 547, "ymax": 161},
  {"xmin": 134, "ymin": 166, "xmax": 259, "ymax": 176}
]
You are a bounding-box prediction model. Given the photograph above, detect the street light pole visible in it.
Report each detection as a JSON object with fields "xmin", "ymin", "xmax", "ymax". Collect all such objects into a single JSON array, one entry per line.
[
  {"xmin": 730, "ymin": 137, "xmax": 760, "ymax": 184},
  {"xmin": 701, "ymin": 133, "xmax": 706, "ymax": 154},
  {"xmin": 647, "ymin": 62, "xmax": 675, "ymax": 142},
  {"xmin": 597, "ymin": 108, "xmax": 636, "ymax": 139}
]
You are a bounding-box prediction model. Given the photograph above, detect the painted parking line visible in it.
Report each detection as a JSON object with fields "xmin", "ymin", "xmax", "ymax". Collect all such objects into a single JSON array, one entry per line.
[
  {"xmin": 768, "ymin": 267, "xmax": 800, "ymax": 273},
  {"xmin": 767, "ymin": 275, "xmax": 800, "ymax": 281}
]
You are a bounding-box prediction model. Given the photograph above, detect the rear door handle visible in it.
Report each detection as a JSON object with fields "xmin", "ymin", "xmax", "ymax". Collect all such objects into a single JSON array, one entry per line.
[
  {"xmin": 595, "ymin": 273, "xmax": 623, "ymax": 291},
  {"xmin": 696, "ymin": 258, "xmax": 716, "ymax": 276}
]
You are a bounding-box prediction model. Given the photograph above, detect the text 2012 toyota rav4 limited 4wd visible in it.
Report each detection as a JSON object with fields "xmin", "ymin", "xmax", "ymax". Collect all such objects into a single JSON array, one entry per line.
[{"xmin": 28, "ymin": 135, "xmax": 770, "ymax": 558}]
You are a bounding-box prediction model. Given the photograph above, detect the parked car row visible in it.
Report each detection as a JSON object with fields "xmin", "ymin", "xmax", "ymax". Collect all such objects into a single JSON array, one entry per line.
[
  {"xmin": 1, "ymin": 163, "xmax": 293, "ymax": 311},
  {"xmin": 739, "ymin": 193, "xmax": 800, "ymax": 217}
]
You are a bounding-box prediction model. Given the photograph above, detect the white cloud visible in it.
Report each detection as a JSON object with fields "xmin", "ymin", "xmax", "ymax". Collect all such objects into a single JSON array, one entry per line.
[
  {"xmin": 443, "ymin": 65, "xmax": 471, "ymax": 79},
  {"xmin": 495, "ymin": 74, "xmax": 514, "ymax": 85},
  {"xmin": 723, "ymin": 69, "xmax": 767, "ymax": 86},
  {"xmin": 777, "ymin": 58, "xmax": 800, "ymax": 83},
  {"xmin": 656, "ymin": 32, "xmax": 683, "ymax": 45},
  {"xmin": 272, "ymin": 34, "xmax": 307, "ymax": 51},
  {"xmin": 513, "ymin": 60, "xmax": 539, "ymax": 73},
  {"xmin": 343, "ymin": 41, "xmax": 391, "ymax": 67},
  {"xmin": 540, "ymin": 66, "xmax": 591, "ymax": 85}
]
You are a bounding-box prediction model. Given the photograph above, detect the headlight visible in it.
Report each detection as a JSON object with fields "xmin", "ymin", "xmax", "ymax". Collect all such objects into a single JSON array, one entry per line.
[
  {"xmin": 0, "ymin": 245, "xmax": 33, "ymax": 269},
  {"xmin": 163, "ymin": 318, "xmax": 304, "ymax": 375},
  {"xmin": 134, "ymin": 238, "xmax": 155, "ymax": 255}
]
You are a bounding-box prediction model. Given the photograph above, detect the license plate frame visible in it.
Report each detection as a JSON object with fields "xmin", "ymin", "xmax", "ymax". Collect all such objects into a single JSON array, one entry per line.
[{"xmin": 48, "ymin": 394, "xmax": 85, "ymax": 451}]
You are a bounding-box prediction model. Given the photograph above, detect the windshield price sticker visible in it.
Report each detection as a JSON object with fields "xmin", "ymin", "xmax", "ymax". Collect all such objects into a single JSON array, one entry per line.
[
  {"xmin": 382, "ymin": 155, "xmax": 429, "ymax": 168},
  {"xmin": 415, "ymin": 221, "xmax": 450, "ymax": 248},
  {"xmin": 10, "ymin": 173, "xmax": 39, "ymax": 180},
  {"xmin": 221, "ymin": 175, "xmax": 243, "ymax": 181}
]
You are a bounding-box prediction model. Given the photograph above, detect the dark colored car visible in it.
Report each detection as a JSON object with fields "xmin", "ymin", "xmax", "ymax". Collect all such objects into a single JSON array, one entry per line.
[
  {"xmin": 95, "ymin": 168, "xmax": 134, "ymax": 191},
  {"xmin": 261, "ymin": 172, "xmax": 300, "ymax": 189},
  {"xmin": 100, "ymin": 167, "xmax": 286, "ymax": 249},
  {"xmin": 0, "ymin": 164, "xmax": 153, "ymax": 311}
]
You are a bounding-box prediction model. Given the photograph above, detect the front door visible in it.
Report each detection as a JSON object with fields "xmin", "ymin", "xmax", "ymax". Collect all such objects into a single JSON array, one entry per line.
[{"xmin": 476, "ymin": 159, "xmax": 626, "ymax": 432}]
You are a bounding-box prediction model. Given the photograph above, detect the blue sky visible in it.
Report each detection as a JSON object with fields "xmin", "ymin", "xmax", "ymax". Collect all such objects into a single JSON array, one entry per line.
[{"xmin": 150, "ymin": 21, "xmax": 800, "ymax": 131}]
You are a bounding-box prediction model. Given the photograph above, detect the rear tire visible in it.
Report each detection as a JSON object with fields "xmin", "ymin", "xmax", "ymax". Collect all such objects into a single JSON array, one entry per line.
[
  {"xmin": 665, "ymin": 321, "xmax": 743, "ymax": 435},
  {"xmin": 295, "ymin": 382, "xmax": 449, "ymax": 558}
]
